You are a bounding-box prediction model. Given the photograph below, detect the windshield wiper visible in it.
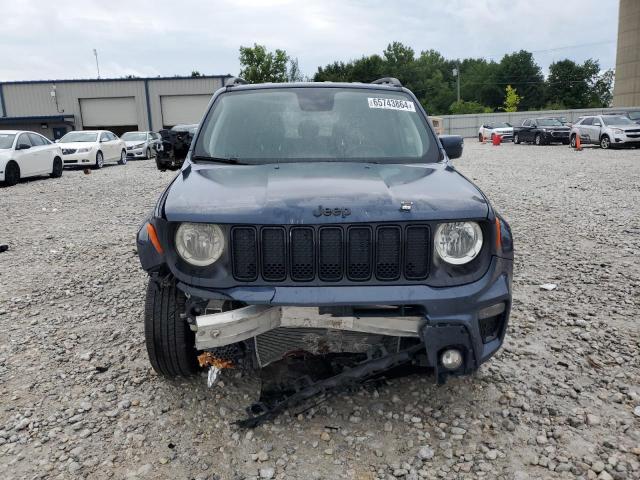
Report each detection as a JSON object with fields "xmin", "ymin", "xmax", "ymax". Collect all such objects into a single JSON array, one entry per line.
[{"xmin": 191, "ymin": 155, "xmax": 245, "ymax": 165}]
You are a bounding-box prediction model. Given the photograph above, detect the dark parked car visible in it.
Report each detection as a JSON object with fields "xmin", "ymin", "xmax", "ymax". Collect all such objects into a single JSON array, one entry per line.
[
  {"xmin": 137, "ymin": 77, "xmax": 513, "ymax": 406},
  {"xmin": 155, "ymin": 124, "xmax": 198, "ymax": 171},
  {"xmin": 513, "ymin": 117, "xmax": 571, "ymax": 145}
]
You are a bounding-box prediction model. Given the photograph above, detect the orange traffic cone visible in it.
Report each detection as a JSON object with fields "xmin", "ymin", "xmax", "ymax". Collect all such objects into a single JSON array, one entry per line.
[{"xmin": 575, "ymin": 134, "xmax": 582, "ymax": 151}]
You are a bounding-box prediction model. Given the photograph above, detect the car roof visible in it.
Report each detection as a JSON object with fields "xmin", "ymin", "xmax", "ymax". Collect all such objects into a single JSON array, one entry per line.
[
  {"xmin": 0, "ymin": 130, "xmax": 21, "ymax": 135},
  {"xmin": 223, "ymin": 81, "xmax": 407, "ymax": 93}
]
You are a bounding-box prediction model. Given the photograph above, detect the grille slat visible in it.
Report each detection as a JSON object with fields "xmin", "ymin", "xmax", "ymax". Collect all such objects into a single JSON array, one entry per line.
[
  {"xmin": 405, "ymin": 226, "xmax": 430, "ymax": 280},
  {"xmin": 376, "ymin": 227, "xmax": 401, "ymax": 280},
  {"xmin": 347, "ymin": 227, "xmax": 372, "ymax": 281},
  {"xmin": 261, "ymin": 228, "xmax": 286, "ymax": 281},
  {"xmin": 231, "ymin": 224, "xmax": 431, "ymax": 283},
  {"xmin": 231, "ymin": 227, "xmax": 258, "ymax": 281},
  {"xmin": 319, "ymin": 228, "xmax": 343, "ymax": 281},
  {"xmin": 290, "ymin": 227, "xmax": 315, "ymax": 281}
]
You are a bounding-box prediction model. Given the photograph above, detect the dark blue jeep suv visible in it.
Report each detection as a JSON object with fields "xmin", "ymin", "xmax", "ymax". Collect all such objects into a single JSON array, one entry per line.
[{"xmin": 137, "ymin": 77, "xmax": 513, "ymax": 388}]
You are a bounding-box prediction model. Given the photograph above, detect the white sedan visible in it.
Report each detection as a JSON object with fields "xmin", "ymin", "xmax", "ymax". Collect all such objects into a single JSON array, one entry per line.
[
  {"xmin": 478, "ymin": 122, "xmax": 514, "ymax": 142},
  {"xmin": 0, "ymin": 130, "xmax": 63, "ymax": 186},
  {"xmin": 58, "ymin": 130, "xmax": 126, "ymax": 169}
]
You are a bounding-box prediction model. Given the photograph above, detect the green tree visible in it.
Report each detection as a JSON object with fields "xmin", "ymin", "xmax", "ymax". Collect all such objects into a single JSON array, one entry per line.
[
  {"xmin": 287, "ymin": 57, "xmax": 304, "ymax": 82},
  {"xmin": 449, "ymin": 100, "xmax": 492, "ymax": 114},
  {"xmin": 503, "ymin": 85, "xmax": 521, "ymax": 112},
  {"xmin": 497, "ymin": 50, "xmax": 545, "ymax": 110},
  {"xmin": 591, "ymin": 69, "xmax": 614, "ymax": 107},
  {"xmin": 239, "ymin": 44, "xmax": 289, "ymax": 83},
  {"xmin": 191, "ymin": 70, "xmax": 202, "ymax": 77},
  {"xmin": 460, "ymin": 58, "xmax": 502, "ymax": 109},
  {"xmin": 546, "ymin": 59, "xmax": 613, "ymax": 108}
]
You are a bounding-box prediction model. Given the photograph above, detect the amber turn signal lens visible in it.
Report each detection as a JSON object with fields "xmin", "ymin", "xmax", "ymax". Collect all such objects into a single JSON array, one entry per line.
[
  {"xmin": 495, "ymin": 217, "xmax": 502, "ymax": 250},
  {"xmin": 147, "ymin": 223, "xmax": 164, "ymax": 254}
]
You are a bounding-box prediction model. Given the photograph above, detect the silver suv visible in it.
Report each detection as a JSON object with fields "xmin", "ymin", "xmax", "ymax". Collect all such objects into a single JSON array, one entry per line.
[{"xmin": 570, "ymin": 115, "xmax": 640, "ymax": 149}]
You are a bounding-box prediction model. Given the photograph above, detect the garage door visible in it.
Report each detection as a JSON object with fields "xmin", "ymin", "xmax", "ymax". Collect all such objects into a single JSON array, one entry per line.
[
  {"xmin": 80, "ymin": 97, "xmax": 137, "ymax": 128},
  {"xmin": 161, "ymin": 94, "xmax": 211, "ymax": 128}
]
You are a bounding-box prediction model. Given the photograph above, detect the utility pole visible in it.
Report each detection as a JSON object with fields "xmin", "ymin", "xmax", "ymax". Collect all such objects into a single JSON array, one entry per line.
[
  {"xmin": 93, "ymin": 49, "xmax": 100, "ymax": 79},
  {"xmin": 452, "ymin": 64, "xmax": 461, "ymax": 102}
]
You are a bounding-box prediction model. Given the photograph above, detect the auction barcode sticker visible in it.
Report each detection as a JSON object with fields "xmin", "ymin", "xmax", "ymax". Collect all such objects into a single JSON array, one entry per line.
[{"xmin": 368, "ymin": 97, "xmax": 416, "ymax": 112}]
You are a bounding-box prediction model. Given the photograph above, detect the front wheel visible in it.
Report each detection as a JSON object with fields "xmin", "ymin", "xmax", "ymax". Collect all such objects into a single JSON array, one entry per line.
[
  {"xmin": 535, "ymin": 134, "xmax": 543, "ymax": 146},
  {"xmin": 478, "ymin": 133, "xmax": 483, "ymax": 142},
  {"xmin": 144, "ymin": 280, "xmax": 199, "ymax": 378},
  {"xmin": 600, "ymin": 135, "xmax": 611, "ymax": 149},
  {"xmin": 3, "ymin": 161, "xmax": 20, "ymax": 186},
  {"xmin": 50, "ymin": 157, "xmax": 63, "ymax": 178},
  {"xmin": 118, "ymin": 150, "xmax": 127, "ymax": 165},
  {"xmin": 570, "ymin": 135, "xmax": 577, "ymax": 148},
  {"xmin": 514, "ymin": 133, "xmax": 520, "ymax": 144},
  {"xmin": 145, "ymin": 147, "xmax": 151, "ymax": 159},
  {"xmin": 95, "ymin": 151, "xmax": 104, "ymax": 169}
]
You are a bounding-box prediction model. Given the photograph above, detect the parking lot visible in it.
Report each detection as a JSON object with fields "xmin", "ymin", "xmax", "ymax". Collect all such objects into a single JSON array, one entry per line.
[{"xmin": 1, "ymin": 141, "xmax": 639, "ymax": 480}]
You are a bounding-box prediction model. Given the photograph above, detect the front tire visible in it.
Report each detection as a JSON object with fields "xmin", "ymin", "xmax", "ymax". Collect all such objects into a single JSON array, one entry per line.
[
  {"xmin": 51, "ymin": 157, "xmax": 63, "ymax": 178},
  {"xmin": 95, "ymin": 151, "xmax": 104, "ymax": 169},
  {"xmin": 570, "ymin": 134, "xmax": 577, "ymax": 148},
  {"xmin": 144, "ymin": 280, "xmax": 198, "ymax": 378},
  {"xmin": 535, "ymin": 134, "xmax": 544, "ymax": 146},
  {"xmin": 146, "ymin": 147, "xmax": 152, "ymax": 159},
  {"xmin": 600, "ymin": 135, "xmax": 611, "ymax": 149},
  {"xmin": 513, "ymin": 133, "xmax": 520, "ymax": 144},
  {"xmin": 118, "ymin": 150, "xmax": 127, "ymax": 165},
  {"xmin": 3, "ymin": 161, "xmax": 20, "ymax": 186},
  {"xmin": 478, "ymin": 133, "xmax": 483, "ymax": 142}
]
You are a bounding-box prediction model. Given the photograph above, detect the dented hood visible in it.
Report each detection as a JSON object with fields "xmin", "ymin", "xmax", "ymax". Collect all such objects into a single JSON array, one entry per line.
[{"xmin": 162, "ymin": 161, "xmax": 488, "ymax": 224}]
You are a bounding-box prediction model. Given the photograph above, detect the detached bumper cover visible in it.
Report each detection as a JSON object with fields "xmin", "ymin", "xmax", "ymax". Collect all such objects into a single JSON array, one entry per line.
[{"xmin": 183, "ymin": 255, "xmax": 512, "ymax": 369}]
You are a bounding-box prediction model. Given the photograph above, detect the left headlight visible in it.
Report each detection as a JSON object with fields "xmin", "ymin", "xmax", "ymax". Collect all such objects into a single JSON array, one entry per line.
[
  {"xmin": 435, "ymin": 222, "xmax": 483, "ymax": 265},
  {"xmin": 611, "ymin": 128, "xmax": 624, "ymax": 134},
  {"xmin": 134, "ymin": 143, "xmax": 145, "ymax": 148},
  {"xmin": 175, "ymin": 223, "xmax": 225, "ymax": 266},
  {"xmin": 77, "ymin": 147, "xmax": 92, "ymax": 153}
]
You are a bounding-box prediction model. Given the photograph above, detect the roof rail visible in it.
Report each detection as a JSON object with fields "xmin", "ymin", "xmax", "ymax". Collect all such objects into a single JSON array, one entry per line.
[
  {"xmin": 371, "ymin": 77, "xmax": 403, "ymax": 87},
  {"xmin": 224, "ymin": 76, "xmax": 248, "ymax": 87}
]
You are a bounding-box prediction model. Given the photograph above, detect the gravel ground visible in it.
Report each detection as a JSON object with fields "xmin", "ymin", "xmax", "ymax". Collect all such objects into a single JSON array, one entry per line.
[{"xmin": 1, "ymin": 142, "xmax": 639, "ymax": 480}]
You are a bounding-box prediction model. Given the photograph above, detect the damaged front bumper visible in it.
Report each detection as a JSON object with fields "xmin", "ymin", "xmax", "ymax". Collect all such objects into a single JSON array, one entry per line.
[{"xmin": 182, "ymin": 256, "xmax": 512, "ymax": 379}]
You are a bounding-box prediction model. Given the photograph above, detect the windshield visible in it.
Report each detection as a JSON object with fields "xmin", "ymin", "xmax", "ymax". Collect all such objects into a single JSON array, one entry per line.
[
  {"xmin": 60, "ymin": 132, "xmax": 98, "ymax": 143},
  {"xmin": 121, "ymin": 132, "xmax": 147, "ymax": 141},
  {"xmin": 0, "ymin": 133, "xmax": 15, "ymax": 149},
  {"xmin": 602, "ymin": 116, "xmax": 634, "ymax": 126},
  {"xmin": 537, "ymin": 118, "xmax": 563, "ymax": 127},
  {"xmin": 193, "ymin": 87, "xmax": 438, "ymax": 164},
  {"xmin": 629, "ymin": 111, "xmax": 640, "ymax": 121},
  {"xmin": 492, "ymin": 122, "xmax": 511, "ymax": 128}
]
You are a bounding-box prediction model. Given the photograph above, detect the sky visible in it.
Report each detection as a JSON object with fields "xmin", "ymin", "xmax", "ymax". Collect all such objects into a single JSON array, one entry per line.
[{"xmin": 0, "ymin": 0, "xmax": 620, "ymax": 82}]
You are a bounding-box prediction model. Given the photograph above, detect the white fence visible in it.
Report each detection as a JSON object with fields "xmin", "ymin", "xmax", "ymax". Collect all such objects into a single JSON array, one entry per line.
[{"xmin": 440, "ymin": 106, "xmax": 640, "ymax": 138}]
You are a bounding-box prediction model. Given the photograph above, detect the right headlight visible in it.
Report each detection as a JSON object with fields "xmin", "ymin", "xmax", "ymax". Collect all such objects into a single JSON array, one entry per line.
[
  {"xmin": 175, "ymin": 223, "xmax": 225, "ymax": 266},
  {"xmin": 435, "ymin": 222, "xmax": 483, "ymax": 265}
]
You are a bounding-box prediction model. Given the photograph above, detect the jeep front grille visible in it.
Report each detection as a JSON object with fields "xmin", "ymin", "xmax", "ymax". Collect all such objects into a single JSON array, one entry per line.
[{"xmin": 230, "ymin": 224, "xmax": 430, "ymax": 284}]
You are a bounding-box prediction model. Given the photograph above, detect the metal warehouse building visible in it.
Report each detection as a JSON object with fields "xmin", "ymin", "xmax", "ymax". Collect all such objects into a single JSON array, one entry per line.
[{"xmin": 0, "ymin": 75, "xmax": 229, "ymax": 140}]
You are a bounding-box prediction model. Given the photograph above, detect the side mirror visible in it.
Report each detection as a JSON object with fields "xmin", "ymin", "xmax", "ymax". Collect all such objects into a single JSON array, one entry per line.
[
  {"xmin": 17, "ymin": 143, "xmax": 31, "ymax": 150},
  {"xmin": 593, "ymin": 122, "xmax": 601, "ymax": 127},
  {"xmin": 55, "ymin": 139, "xmax": 60, "ymax": 143},
  {"xmin": 440, "ymin": 135, "xmax": 464, "ymax": 160}
]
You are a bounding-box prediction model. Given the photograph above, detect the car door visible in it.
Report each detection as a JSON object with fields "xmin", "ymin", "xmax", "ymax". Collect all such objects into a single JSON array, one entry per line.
[
  {"xmin": 99, "ymin": 132, "xmax": 113, "ymax": 161},
  {"xmin": 590, "ymin": 117, "xmax": 604, "ymax": 144},
  {"xmin": 27, "ymin": 133, "xmax": 51, "ymax": 174},
  {"xmin": 519, "ymin": 119, "xmax": 530, "ymax": 142},
  {"xmin": 13, "ymin": 133, "xmax": 40, "ymax": 177},
  {"xmin": 109, "ymin": 132, "xmax": 123, "ymax": 161},
  {"xmin": 579, "ymin": 117, "xmax": 594, "ymax": 143}
]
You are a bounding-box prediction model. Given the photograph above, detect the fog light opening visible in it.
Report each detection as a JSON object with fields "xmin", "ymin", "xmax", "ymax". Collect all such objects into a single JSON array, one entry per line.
[{"xmin": 440, "ymin": 348, "xmax": 463, "ymax": 371}]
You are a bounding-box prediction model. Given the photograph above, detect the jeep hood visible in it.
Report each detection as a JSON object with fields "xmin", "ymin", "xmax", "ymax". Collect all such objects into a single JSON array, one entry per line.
[{"xmin": 163, "ymin": 161, "xmax": 489, "ymax": 224}]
